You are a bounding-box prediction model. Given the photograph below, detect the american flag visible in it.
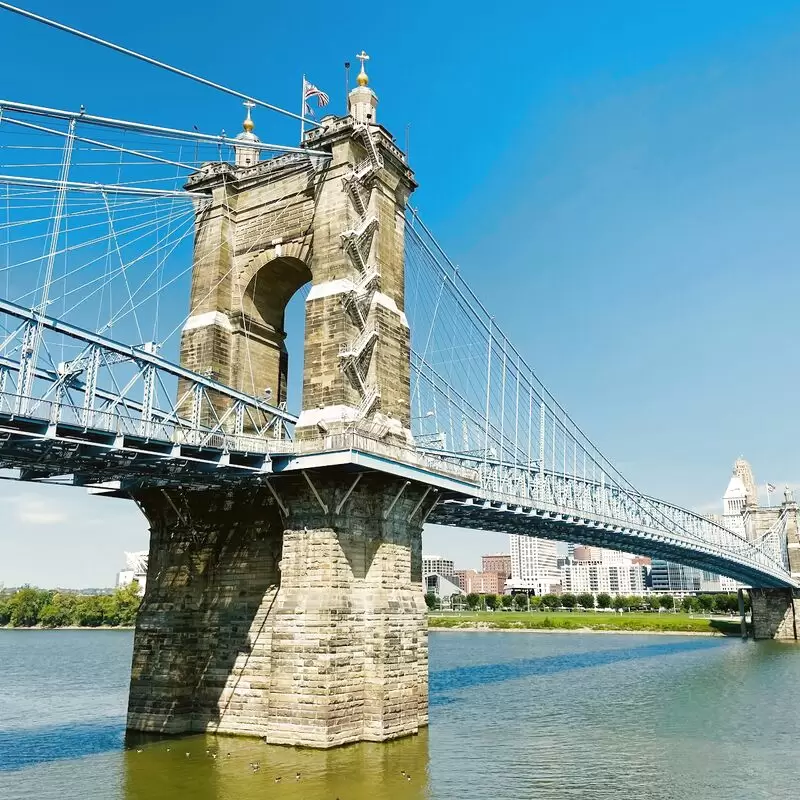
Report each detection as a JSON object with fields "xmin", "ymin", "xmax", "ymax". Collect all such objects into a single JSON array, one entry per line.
[
  {"xmin": 767, "ymin": 483, "xmax": 777, "ymax": 493},
  {"xmin": 303, "ymin": 79, "xmax": 330, "ymax": 116}
]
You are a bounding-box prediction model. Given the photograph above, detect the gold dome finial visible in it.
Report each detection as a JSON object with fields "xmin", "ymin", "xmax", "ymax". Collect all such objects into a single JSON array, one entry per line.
[
  {"xmin": 356, "ymin": 50, "xmax": 370, "ymax": 87},
  {"xmin": 242, "ymin": 100, "xmax": 256, "ymax": 132}
]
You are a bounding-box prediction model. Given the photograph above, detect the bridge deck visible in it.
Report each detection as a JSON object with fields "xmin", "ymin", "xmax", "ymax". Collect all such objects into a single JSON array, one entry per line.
[{"xmin": 0, "ymin": 408, "xmax": 794, "ymax": 589}]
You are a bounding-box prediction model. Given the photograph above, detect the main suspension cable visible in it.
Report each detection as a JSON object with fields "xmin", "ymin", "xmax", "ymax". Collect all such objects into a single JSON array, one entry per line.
[{"xmin": 0, "ymin": 2, "xmax": 320, "ymax": 127}]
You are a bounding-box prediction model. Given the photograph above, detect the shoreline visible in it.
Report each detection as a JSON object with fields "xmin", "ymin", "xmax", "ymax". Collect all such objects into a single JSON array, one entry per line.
[
  {"xmin": 429, "ymin": 625, "xmax": 735, "ymax": 637},
  {"xmin": 0, "ymin": 625, "xmax": 135, "ymax": 631},
  {"xmin": 0, "ymin": 625, "xmax": 730, "ymax": 636}
]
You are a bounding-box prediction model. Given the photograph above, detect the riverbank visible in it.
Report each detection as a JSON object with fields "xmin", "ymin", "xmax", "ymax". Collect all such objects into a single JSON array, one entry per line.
[
  {"xmin": 0, "ymin": 625, "xmax": 134, "ymax": 631},
  {"xmin": 429, "ymin": 610, "xmax": 743, "ymax": 635}
]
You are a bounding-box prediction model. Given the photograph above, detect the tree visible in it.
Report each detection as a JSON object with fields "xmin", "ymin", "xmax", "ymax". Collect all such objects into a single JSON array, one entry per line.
[
  {"xmin": 72, "ymin": 595, "xmax": 107, "ymax": 627},
  {"xmin": 101, "ymin": 584, "xmax": 143, "ymax": 627},
  {"xmin": 627, "ymin": 595, "xmax": 644, "ymax": 610},
  {"xmin": 39, "ymin": 592, "xmax": 78, "ymax": 627},
  {"xmin": 560, "ymin": 593, "xmax": 577, "ymax": 609},
  {"xmin": 541, "ymin": 594, "xmax": 560, "ymax": 610},
  {"xmin": 681, "ymin": 596, "xmax": 699, "ymax": 613},
  {"xmin": 9, "ymin": 586, "xmax": 51, "ymax": 627},
  {"xmin": 646, "ymin": 595, "xmax": 661, "ymax": 611},
  {"xmin": 513, "ymin": 593, "xmax": 528, "ymax": 610},
  {"xmin": 697, "ymin": 594, "xmax": 715, "ymax": 612},
  {"xmin": 424, "ymin": 592, "xmax": 439, "ymax": 611},
  {"xmin": 501, "ymin": 594, "xmax": 514, "ymax": 610},
  {"xmin": 612, "ymin": 595, "xmax": 628, "ymax": 611},
  {"xmin": 529, "ymin": 595, "xmax": 543, "ymax": 610},
  {"xmin": 466, "ymin": 593, "xmax": 480, "ymax": 610},
  {"xmin": 484, "ymin": 594, "xmax": 499, "ymax": 611},
  {"xmin": 0, "ymin": 584, "xmax": 142, "ymax": 629},
  {"xmin": 576, "ymin": 593, "xmax": 595, "ymax": 610},
  {"xmin": 659, "ymin": 595, "xmax": 675, "ymax": 611},
  {"xmin": 596, "ymin": 592, "xmax": 612, "ymax": 610},
  {"xmin": 714, "ymin": 594, "xmax": 737, "ymax": 614},
  {"xmin": 0, "ymin": 595, "xmax": 11, "ymax": 625}
]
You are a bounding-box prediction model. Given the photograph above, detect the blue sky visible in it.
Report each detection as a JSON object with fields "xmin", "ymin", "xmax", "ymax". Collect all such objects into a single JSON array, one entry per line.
[{"xmin": 2, "ymin": 0, "xmax": 800, "ymax": 585}]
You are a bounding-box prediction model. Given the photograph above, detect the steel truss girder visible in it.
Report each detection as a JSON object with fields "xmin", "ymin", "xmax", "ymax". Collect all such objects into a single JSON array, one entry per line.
[
  {"xmin": 412, "ymin": 441, "xmax": 793, "ymax": 586},
  {"xmin": 458, "ymin": 461, "xmax": 795, "ymax": 587},
  {"xmin": 0, "ymin": 424, "xmax": 272, "ymax": 488},
  {"xmin": 431, "ymin": 499, "xmax": 796, "ymax": 589}
]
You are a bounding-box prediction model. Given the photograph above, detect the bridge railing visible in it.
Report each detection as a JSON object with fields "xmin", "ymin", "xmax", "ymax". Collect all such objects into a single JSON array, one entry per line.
[
  {"xmin": 0, "ymin": 391, "xmax": 281, "ymax": 455},
  {"xmin": 468, "ymin": 460, "xmax": 789, "ymax": 576},
  {"xmin": 0, "ymin": 391, "xmax": 176, "ymax": 441},
  {"xmin": 0, "ymin": 388, "xmax": 791, "ymax": 580},
  {"xmin": 280, "ymin": 431, "xmax": 479, "ymax": 484},
  {"xmin": 0, "ymin": 390, "xmax": 479, "ymax": 483}
]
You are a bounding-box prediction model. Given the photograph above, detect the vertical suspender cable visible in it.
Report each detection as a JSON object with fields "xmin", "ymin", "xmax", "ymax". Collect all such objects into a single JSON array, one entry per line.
[
  {"xmin": 499, "ymin": 339, "xmax": 506, "ymax": 473},
  {"xmin": 19, "ymin": 117, "xmax": 75, "ymax": 409},
  {"xmin": 513, "ymin": 354, "xmax": 519, "ymax": 471},
  {"xmin": 483, "ymin": 319, "xmax": 493, "ymax": 474},
  {"xmin": 538, "ymin": 400, "xmax": 545, "ymax": 501}
]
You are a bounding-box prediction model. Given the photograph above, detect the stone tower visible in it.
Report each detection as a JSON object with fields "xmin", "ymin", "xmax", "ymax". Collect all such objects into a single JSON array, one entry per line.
[
  {"xmin": 734, "ymin": 457, "xmax": 758, "ymax": 508},
  {"xmin": 177, "ymin": 54, "xmax": 415, "ymax": 441},
  {"xmin": 126, "ymin": 56, "xmax": 431, "ymax": 748}
]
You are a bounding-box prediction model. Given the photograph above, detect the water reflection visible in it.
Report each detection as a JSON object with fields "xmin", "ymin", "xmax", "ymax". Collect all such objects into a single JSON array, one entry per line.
[
  {"xmin": 7, "ymin": 631, "xmax": 800, "ymax": 800},
  {"xmin": 0, "ymin": 721, "xmax": 124, "ymax": 770},
  {"xmin": 430, "ymin": 637, "xmax": 721, "ymax": 699},
  {"xmin": 124, "ymin": 730, "xmax": 430, "ymax": 800}
]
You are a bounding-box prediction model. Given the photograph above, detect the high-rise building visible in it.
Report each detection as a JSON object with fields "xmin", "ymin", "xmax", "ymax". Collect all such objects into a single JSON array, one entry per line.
[
  {"xmin": 649, "ymin": 560, "xmax": 701, "ymax": 594},
  {"xmin": 422, "ymin": 555, "xmax": 455, "ymax": 579},
  {"xmin": 649, "ymin": 560, "xmax": 738, "ymax": 595},
  {"xmin": 560, "ymin": 557, "xmax": 648, "ymax": 596},
  {"xmin": 482, "ymin": 554, "xmax": 511, "ymax": 576},
  {"xmin": 453, "ymin": 569, "xmax": 477, "ymax": 594},
  {"xmin": 722, "ymin": 470, "xmax": 750, "ymax": 542},
  {"xmin": 471, "ymin": 571, "xmax": 505, "ymax": 594},
  {"xmin": 452, "ymin": 569, "xmax": 507, "ymax": 595},
  {"xmin": 117, "ymin": 551, "xmax": 148, "ymax": 595},
  {"xmin": 733, "ymin": 457, "xmax": 758, "ymax": 508},
  {"xmin": 572, "ymin": 546, "xmax": 627, "ymax": 566},
  {"xmin": 508, "ymin": 535, "xmax": 561, "ymax": 595}
]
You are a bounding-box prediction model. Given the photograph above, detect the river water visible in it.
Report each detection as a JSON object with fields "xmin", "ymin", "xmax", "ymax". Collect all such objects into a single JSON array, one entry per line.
[{"xmin": 0, "ymin": 629, "xmax": 798, "ymax": 799}]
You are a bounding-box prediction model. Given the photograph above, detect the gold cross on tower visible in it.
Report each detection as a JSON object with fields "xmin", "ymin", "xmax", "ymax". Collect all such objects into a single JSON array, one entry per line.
[
  {"xmin": 242, "ymin": 100, "xmax": 256, "ymax": 132},
  {"xmin": 356, "ymin": 50, "xmax": 370, "ymax": 86}
]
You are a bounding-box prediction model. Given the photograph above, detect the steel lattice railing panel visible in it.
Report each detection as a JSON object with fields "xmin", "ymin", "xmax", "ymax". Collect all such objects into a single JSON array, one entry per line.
[
  {"xmin": 466, "ymin": 461, "xmax": 792, "ymax": 584},
  {"xmin": 0, "ymin": 299, "xmax": 296, "ymax": 454}
]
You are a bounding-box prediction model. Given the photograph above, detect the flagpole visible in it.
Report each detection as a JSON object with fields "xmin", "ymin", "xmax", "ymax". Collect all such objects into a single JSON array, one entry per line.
[{"xmin": 300, "ymin": 74, "xmax": 306, "ymax": 144}]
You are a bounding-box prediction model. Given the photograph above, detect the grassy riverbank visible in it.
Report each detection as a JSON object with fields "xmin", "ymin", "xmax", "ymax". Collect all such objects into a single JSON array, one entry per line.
[{"xmin": 429, "ymin": 610, "xmax": 742, "ymax": 635}]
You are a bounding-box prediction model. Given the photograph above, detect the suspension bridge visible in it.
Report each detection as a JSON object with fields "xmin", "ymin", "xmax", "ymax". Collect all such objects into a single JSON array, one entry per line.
[{"xmin": 0, "ymin": 3, "xmax": 797, "ymax": 748}]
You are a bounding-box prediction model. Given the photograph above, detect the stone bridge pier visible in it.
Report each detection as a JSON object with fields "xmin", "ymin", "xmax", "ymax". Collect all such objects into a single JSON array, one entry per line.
[
  {"xmin": 127, "ymin": 472, "xmax": 430, "ymax": 746},
  {"xmin": 126, "ymin": 60, "xmax": 432, "ymax": 746},
  {"xmin": 750, "ymin": 588, "xmax": 800, "ymax": 640},
  {"xmin": 748, "ymin": 489, "xmax": 800, "ymax": 640}
]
